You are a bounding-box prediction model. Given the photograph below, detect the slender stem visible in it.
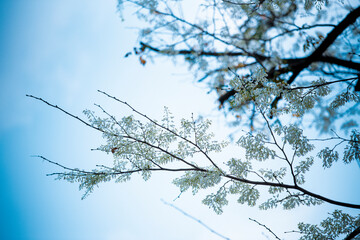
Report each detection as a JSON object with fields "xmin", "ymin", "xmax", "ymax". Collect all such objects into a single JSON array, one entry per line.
[{"xmin": 249, "ymin": 218, "xmax": 281, "ymax": 240}]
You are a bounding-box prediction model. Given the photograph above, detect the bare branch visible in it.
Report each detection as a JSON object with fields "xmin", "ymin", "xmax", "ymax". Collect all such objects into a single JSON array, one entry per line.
[
  {"xmin": 249, "ymin": 218, "xmax": 281, "ymax": 240},
  {"xmin": 161, "ymin": 199, "xmax": 232, "ymax": 240}
]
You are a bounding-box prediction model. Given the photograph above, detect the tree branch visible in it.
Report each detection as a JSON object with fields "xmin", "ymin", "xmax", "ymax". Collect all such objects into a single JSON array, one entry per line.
[
  {"xmin": 249, "ymin": 218, "xmax": 281, "ymax": 240},
  {"xmin": 287, "ymin": 5, "xmax": 360, "ymax": 85},
  {"xmin": 35, "ymin": 155, "xmax": 201, "ymax": 176},
  {"xmin": 344, "ymin": 226, "xmax": 360, "ymax": 240},
  {"xmin": 29, "ymin": 93, "xmax": 360, "ymax": 209},
  {"xmin": 97, "ymin": 90, "xmax": 225, "ymax": 173},
  {"xmin": 222, "ymin": 0, "xmax": 255, "ymax": 5},
  {"xmin": 139, "ymin": 41, "xmax": 269, "ymax": 62},
  {"xmin": 128, "ymin": 0, "xmax": 268, "ymax": 67},
  {"xmin": 266, "ymin": 6, "xmax": 360, "ymax": 109},
  {"xmin": 319, "ymin": 55, "xmax": 360, "ymax": 71},
  {"xmin": 309, "ymin": 6, "xmax": 360, "ymax": 62},
  {"xmin": 161, "ymin": 199, "xmax": 231, "ymax": 240}
]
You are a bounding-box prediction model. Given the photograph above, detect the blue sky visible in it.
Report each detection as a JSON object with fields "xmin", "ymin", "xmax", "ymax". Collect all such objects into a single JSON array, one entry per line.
[
  {"xmin": 0, "ymin": 1, "xmax": 231, "ymax": 239},
  {"xmin": 0, "ymin": 1, "xmax": 359, "ymax": 240}
]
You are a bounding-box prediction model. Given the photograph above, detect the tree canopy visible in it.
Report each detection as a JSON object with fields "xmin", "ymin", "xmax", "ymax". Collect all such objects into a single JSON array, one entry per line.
[
  {"xmin": 29, "ymin": 0, "xmax": 360, "ymax": 239},
  {"xmin": 120, "ymin": 0, "xmax": 360, "ymax": 133}
]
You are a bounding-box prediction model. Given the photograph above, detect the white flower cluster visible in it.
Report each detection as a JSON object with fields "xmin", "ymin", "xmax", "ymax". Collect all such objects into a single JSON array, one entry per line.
[
  {"xmin": 317, "ymin": 147, "xmax": 339, "ymax": 168},
  {"xmin": 317, "ymin": 130, "xmax": 360, "ymax": 168},
  {"xmin": 280, "ymin": 124, "xmax": 315, "ymax": 157},
  {"xmin": 237, "ymin": 132, "xmax": 275, "ymax": 161},
  {"xmin": 298, "ymin": 210, "xmax": 360, "ymax": 240},
  {"xmin": 173, "ymin": 167, "xmax": 222, "ymax": 195},
  {"xmin": 74, "ymin": 107, "xmax": 229, "ymax": 199},
  {"xmin": 229, "ymin": 68, "xmax": 336, "ymax": 120},
  {"xmin": 52, "ymin": 83, "xmax": 357, "ymax": 217},
  {"xmin": 330, "ymin": 91, "xmax": 360, "ymax": 110},
  {"xmin": 202, "ymin": 187, "xmax": 228, "ymax": 214}
]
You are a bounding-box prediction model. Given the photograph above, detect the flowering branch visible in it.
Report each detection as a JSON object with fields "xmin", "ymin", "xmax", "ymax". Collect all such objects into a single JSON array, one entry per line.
[{"xmin": 27, "ymin": 92, "xmax": 360, "ymax": 209}]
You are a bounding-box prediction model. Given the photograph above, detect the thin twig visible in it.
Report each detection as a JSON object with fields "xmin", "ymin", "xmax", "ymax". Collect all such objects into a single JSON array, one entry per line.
[
  {"xmin": 249, "ymin": 218, "xmax": 281, "ymax": 240},
  {"xmin": 161, "ymin": 199, "xmax": 231, "ymax": 240}
]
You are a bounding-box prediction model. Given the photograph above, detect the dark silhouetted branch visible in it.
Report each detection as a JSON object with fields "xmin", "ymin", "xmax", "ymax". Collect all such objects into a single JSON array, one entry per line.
[
  {"xmin": 319, "ymin": 56, "xmax": 360, "ymax": 71},
  {"xmin": 344, "ymin": 226, "xmax": 360, "ymax": 240}
]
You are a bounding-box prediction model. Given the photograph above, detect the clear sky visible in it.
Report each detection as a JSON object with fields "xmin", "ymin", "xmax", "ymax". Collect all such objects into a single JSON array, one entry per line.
[{"xmin": 0, "ymin": 1, "xmax": 359, "ymax": 240}]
